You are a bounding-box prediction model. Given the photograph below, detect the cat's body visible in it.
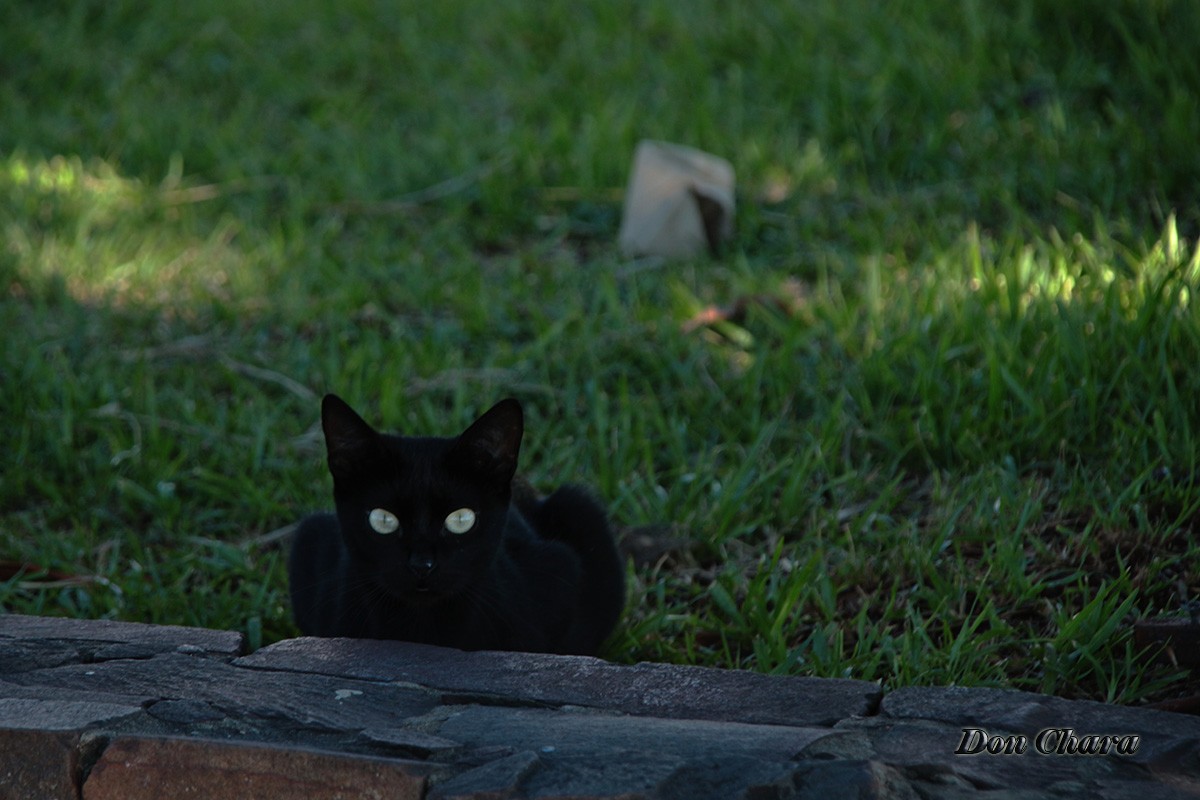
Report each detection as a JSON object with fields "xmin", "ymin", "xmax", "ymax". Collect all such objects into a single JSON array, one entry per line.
[{"xmin": 288, "ymin": 395, "xmax": 624, "ymax": 655}]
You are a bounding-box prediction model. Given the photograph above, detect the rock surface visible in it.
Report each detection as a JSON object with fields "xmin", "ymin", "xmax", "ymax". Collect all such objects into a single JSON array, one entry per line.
[{"xmin": 1, "ymin": 613, "xmax": 1198, "ymax": 799}]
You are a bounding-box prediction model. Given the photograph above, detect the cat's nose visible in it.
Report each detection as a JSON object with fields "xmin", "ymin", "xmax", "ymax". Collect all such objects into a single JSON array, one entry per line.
[{"xmin": 409, "ymin": 555, "xmax": 436, "ymax": 577}]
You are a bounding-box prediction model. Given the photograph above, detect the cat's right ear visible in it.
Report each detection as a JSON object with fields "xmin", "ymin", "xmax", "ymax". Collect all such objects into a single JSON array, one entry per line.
[
  {"xmin": 321, "ymin": 394, "xmax": 379, "ymax": 477},
  {"xmin": 451, "ymin": 398, "xmax": 523, "ymax": 485}
]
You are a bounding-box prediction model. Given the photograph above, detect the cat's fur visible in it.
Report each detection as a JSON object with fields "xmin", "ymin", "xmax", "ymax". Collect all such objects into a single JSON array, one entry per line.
[{"xmin": 288, "ymin": 394, "xmax": 625, "ymax": 655}]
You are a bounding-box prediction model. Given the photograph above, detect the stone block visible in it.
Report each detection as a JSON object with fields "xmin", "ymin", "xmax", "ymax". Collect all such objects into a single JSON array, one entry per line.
[
  {"xmin": 0, "ymin": 697, "xmax": 142, "ymax": 731},
  {"xmin": 882, "ymin": 685, "xmax": 1200, "ymax": 773},
  {"xmin": 430, "ymin": 750, "xmax": 541, "ymax": 799},
  {"xmin": 430, "ymin": 704, "xmax": 831, "ymax": 799},
  {"xmin": 236, "ymin": 638, "xmax": 879, "ymax": 726},
  {"xmin": 147, "ymin": 698, "xmax": 226, "ymax": 725},
  {"xmin": 358, "ymin": 726, "xmax": 461, "ymax": 758},
  {"xmin": 83, "ymin": 736, "xmax": 430, "ymax": 800},
  {"xmin": 883, "ymin": 685, "xmax": 1200, "ymax": 739},
  {"xmin": 0, "ymin": 728, "xmax": 81, "ymax": 800},
  {"xmin": 0, "ymin": 677, "xmax": 159, "ymax": 709},
  {"xmin": 790, "ymin": 759, "xmax": 916, "ymax": 800},
  {"xmin": 653, "ymin": 754, "xmax": 802, "ymax": 800},
  {"xmin": 5, "ymin": 617, "xmax": 1197, "ymax": 799},
  {"xmin": 845, "ymin": 716, "xmax": 1093, "ymax": 792},
  {"xmin": 6, "ymin": 652, "xmax": 438, "ymax": 733},
  {"xmin": 436, "ymin": 704, "xmax": 830, "ymax": 761},
  {"xmin": 0, "ymin": 613, "xmax": 244, "ymax": 658},
  {"xmin": 0, "ymin": 697, "xmax": 141, "ymax": 800},
  {"xmin": 0, "ymin": 640, "xmax": 86, "ymax": 673},
  {"xmin": 822, "ymin": 713, "xmax": 1192, "ymax": 799}
]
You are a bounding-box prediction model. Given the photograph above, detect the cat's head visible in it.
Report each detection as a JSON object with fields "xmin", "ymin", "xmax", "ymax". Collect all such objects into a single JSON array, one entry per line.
[{"xmin": 319, "ymin": 394, "xmax": 523, "ymax": 604}]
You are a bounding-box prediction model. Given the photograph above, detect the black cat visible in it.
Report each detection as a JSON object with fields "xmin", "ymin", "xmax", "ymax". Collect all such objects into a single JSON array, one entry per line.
[{"xmin": 288, "ymin": 394, "xmax": 625, "ymax": 655}]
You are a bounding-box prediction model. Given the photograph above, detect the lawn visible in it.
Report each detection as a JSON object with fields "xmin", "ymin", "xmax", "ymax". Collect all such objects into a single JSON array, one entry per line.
[{"xmin": 2, "ymin": 0, "xmax": 1199, "ymax": 705}]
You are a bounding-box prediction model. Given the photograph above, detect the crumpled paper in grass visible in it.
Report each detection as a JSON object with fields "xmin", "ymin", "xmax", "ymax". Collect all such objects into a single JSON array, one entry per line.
[{"xmin": 618, "ymin": 140, "xmax": 735, "ymax": 259}]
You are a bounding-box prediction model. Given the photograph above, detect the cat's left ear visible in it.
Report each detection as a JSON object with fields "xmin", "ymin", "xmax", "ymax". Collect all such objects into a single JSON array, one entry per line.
[
  {"xmin": 321, "ymin": 394, "xmax": 381, "ymax": 479},
  {"xmin": 452, "ymin": 398, "xmax": 523, "ymax": 484}
]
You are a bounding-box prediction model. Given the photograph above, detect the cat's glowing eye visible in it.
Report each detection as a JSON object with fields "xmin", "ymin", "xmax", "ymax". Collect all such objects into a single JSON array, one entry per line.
[
  {"xmin": 444, "ymin": 508, "xmax": 476, "ymax": 534},
  {"xmin": 368, "ymin": 508, "xmax": 400, "ymax": 534}
]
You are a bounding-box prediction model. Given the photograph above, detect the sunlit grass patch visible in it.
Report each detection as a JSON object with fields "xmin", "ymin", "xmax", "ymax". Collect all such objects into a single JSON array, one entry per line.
[
  {"xmin": 617, "ymin": 220, "xmax": 1200, "ymax": 702},
  {"xmin": 2, "ymin": 154, "xmax": 278, "ymax": 310}
]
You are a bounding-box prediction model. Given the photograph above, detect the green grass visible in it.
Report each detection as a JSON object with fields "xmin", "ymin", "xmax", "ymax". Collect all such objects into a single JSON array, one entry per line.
[{"xmin": 3, "ymin": 0, "xmax": 1199, "ymax": 705}]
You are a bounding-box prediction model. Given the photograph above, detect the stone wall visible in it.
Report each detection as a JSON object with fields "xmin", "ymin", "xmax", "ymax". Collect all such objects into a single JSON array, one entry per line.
[{"xmin": 1, "ymin": 614, "xmax": 1197, "ymax": 798}]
